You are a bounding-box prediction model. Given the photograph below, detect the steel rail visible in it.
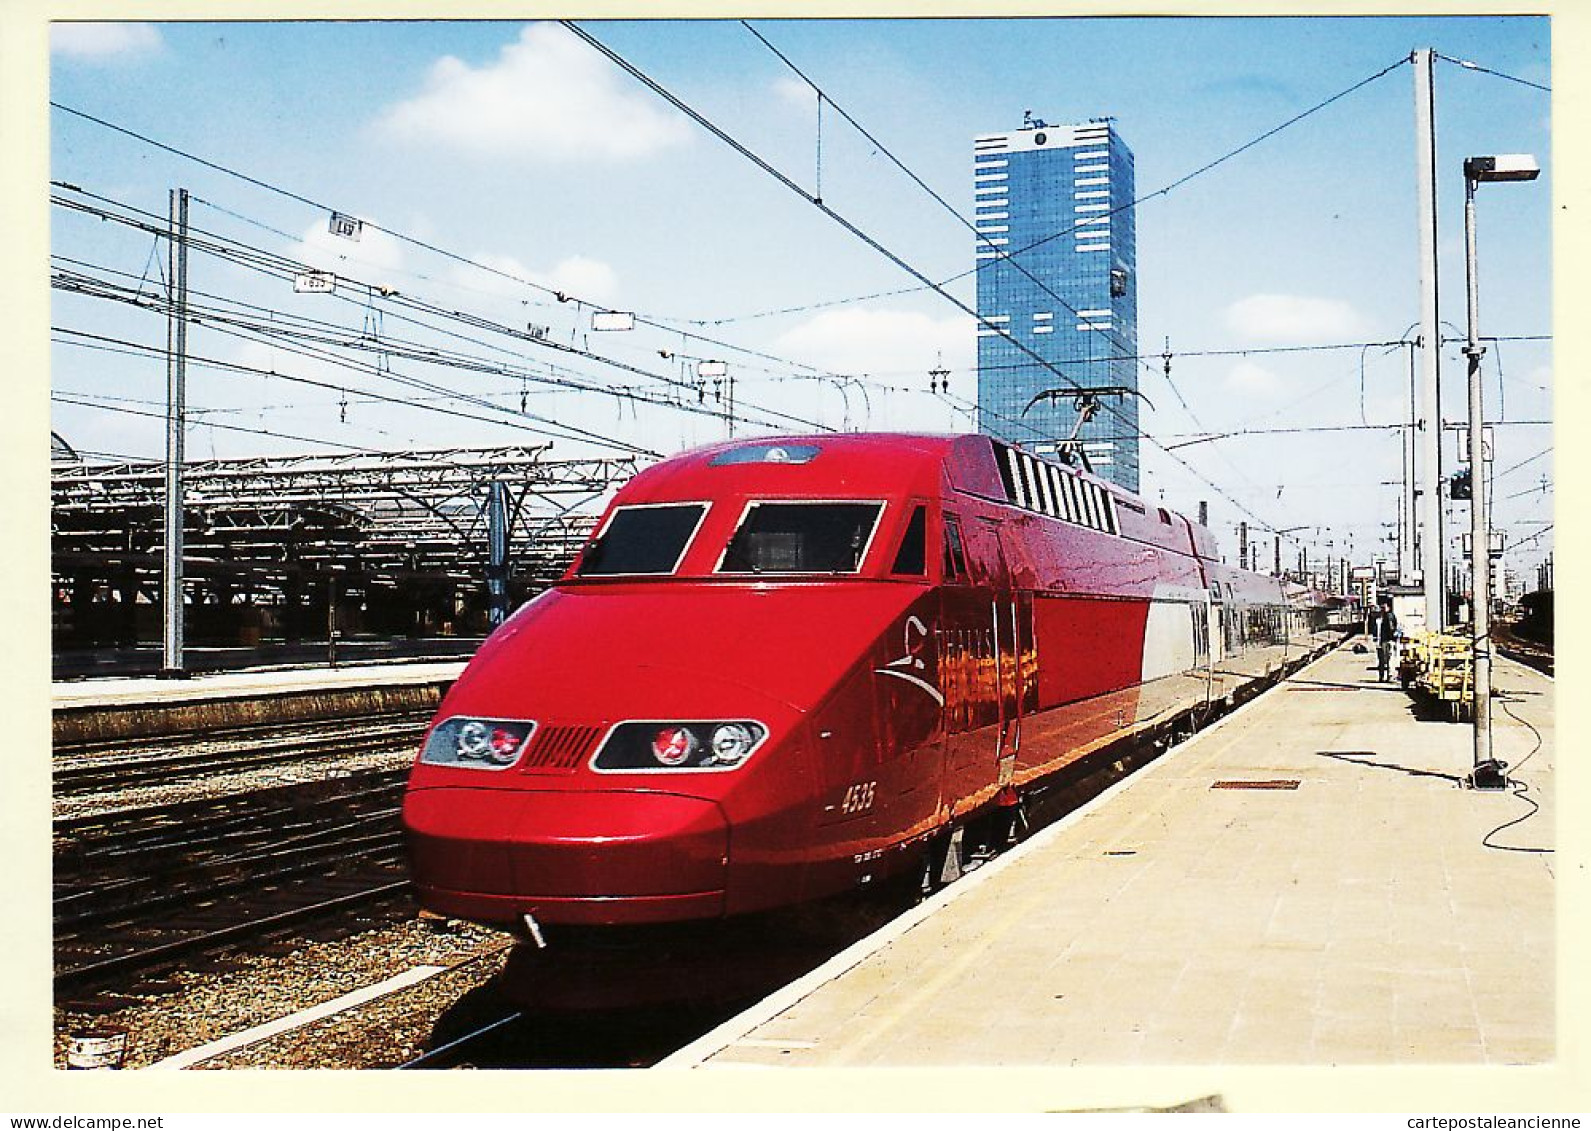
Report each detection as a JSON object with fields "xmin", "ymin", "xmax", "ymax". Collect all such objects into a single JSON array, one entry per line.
[
  {"xmin": 54, "ymin": 877, "xmax": 413, "ymax": 994},
  {"xmin": 55, "ymin": 825, "xmax": 405, "ymax": 929},
  {"xmin": 54, "ymin": 724, "xmax": 424, "ymax": 794},
  {"xmin": 395, "ymin": 1011, "xmax": 527, "ymax": 1071}
]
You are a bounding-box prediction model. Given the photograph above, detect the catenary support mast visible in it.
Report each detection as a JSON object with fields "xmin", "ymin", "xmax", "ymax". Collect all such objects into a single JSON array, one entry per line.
[
  {"xmin": 1413, "ymin": 49, "xmax": 1445, "ymax": 630},
  {"xmin": 160, "ymin": 187, "xmax": 190, "ymax": 678}
]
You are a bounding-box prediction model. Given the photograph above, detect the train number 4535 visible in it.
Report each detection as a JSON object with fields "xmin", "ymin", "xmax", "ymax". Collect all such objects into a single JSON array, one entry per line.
[{"xmin": 840, "ymin": 781, "xmax": 877, "ymax": 814}]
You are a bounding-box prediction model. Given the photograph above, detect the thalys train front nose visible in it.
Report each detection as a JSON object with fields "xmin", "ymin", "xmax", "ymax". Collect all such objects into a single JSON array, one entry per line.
[
  {"xmin": 403, "ymin": 779, "xmax": 733, "ymax": 928},
  {"xmin": 402, "ymin": 701, "xmax": 782, "ymax": 928},
  {"xmin": 401, "ymin": 584, "xmax": 899, "ymax": 928}
]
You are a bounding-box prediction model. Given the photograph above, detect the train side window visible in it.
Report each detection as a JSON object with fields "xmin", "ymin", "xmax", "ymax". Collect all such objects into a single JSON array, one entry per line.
[
  {"xmin": 943, "ymin": 516, "xmax": 969, "ymax": 582},
  {"xmin": 890, "ymin": 505, "xmax": 928, "ymax": 576}
]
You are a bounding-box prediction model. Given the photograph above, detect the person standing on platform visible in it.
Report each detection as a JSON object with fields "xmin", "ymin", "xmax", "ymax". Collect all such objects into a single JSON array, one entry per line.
[{"xmin": 1367, "ymin": 600, "xmax": 1399, "ymax": 681}]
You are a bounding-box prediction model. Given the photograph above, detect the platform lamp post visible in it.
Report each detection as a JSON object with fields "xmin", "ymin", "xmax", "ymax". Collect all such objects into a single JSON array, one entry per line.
[{"xmin": 1461, "ymin": 153, "xmax": 1538, "ymax": 791}]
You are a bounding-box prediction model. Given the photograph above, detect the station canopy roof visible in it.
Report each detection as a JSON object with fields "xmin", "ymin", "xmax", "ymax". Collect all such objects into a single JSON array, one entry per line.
[{"xmin": 51, "ymin": 443, "xmax": 640, "ymax": 592}]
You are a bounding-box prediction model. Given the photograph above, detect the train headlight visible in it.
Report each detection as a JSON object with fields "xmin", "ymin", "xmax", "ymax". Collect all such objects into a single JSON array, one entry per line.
[
  {"xmin": 593, "ymin": 721, "xmax": 767, "ymax": 772},
  {"xmin": 651, "ymin": 726, "xmax": 698, "ymax": 767},
  {"xmin": 709, "ymin": 723, "xmax": 756, "ymax": 766},
  {"xmin": 487, "ymin": 726, "xmax": 526, "ymax": 764},
  {"xmin": 456, "ymin": 721, "xmax": 491, "ymax": 759},
  {"xmin": 420, "ymin": 717, "xmax": 536, "ymax": 770}
]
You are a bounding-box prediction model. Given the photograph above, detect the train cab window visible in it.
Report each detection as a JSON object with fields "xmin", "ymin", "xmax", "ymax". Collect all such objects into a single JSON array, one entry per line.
[
  {"xmin": 577, "ymin": 503, "xmax": 707, "ymax": 576},
  {"xmin": 942, "ymin": 517, "xmax": 969, "ymax": 582},
  {"xmin": 718, "ymin": 501, "xmax": 882, "ymax": 574},
  {"xmin": 890, "ymin": 505, "xmax": 928, "ymax": 576}
]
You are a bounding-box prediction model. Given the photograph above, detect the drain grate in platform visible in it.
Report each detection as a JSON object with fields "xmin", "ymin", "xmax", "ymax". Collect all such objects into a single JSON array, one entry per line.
[{"xmin": 1210, "ymin": 779, "xmax": 1300, "ymax": 790}]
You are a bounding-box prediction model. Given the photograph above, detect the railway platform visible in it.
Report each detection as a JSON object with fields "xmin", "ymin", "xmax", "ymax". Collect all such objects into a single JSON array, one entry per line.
[
  {"xmin": 52, "ymin": 659, "xmax": 467, "ymax": 744},
  {"xmin": 664, "ymin": 642, "xmax": 1561, "ymax": 1088}
]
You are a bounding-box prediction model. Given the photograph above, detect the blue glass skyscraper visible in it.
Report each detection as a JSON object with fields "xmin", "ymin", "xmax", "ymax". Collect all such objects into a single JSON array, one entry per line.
[{"xmin": 974, "ymin": 117, "xmax": 1140, "ymax": 493}]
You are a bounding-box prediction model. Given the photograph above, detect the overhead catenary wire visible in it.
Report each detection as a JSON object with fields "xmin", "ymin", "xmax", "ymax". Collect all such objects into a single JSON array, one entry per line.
[
  {"xmin": 52, "ymin": 392, "xmax": 394, "ymax": 456},
  {"xmin": 110, "ymin": 181, "xmax": 840, "ymax": 434},
  {"xmin": 51, "ymin": 53, "xmax": 1547, "ymax": 556},
  {"xmin": 1495, "ymin": 444, "xmax": 1553, "ymax": 480},
  {"xmin": 724, "ymin": 25, "xmax": 1455, "ymax": 526},
  {"xmin": 52, "ymin": 185, "xmax": 837, "ymax": 442},
  {"xmin": 50, "ymin": 104, "xmax": 641, "ymax": 319},
  {"xmin": 55, "ymin": 253, "xmax": 721, "ymax": 432},
  {"xmin": 52, "ymin": 325, "xmax": 661, "ymax": 458},
  {"xmin": 557, "ymin": 21, "xmax": 1109, "ymax": 458},
  {"xmin": 848, "ymin": 334, "xmax": 1550, "ymax": 380},
  {"xmin": 1507, "ymin": 524, "xmax": 1554, "ymax": 551},
  {"xmin": 562, "ymin": 19, "xmax": 1415, "ymax": 545},
  {"xmin": 1502, "ymin": 479, "xmax": 1551, "ymax": 501},
  {"xmin": 51, "ymin": 266, "xmax": 668, "ymax": 457},
  {"xmin": 50, "ymin": 107, "xmax": 864, "ymax": 420},
  {"xmin": 742, "ymin": 19, "xmax": 1199, "ymax": 432},
  {"xmin": 743, "ymin": 18, "xmax": 1412, "ymax": 432},
  {"xmin": 1434, "ymin": 51, "xmax": 1551, "ymax": 93},
  {"xmin": 189, "ymin": 189, "xmax": 864, "ymax": 399},
  {"xmin": 697, "ymin": 48, "xmax": 1411, "ymax": 332},
  {"xmin": 51, "ymin": 108, "xmax": 1549, "ymax": 482}
]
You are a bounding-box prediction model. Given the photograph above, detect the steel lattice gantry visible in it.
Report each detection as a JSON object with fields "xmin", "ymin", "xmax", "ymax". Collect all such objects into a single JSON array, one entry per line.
[{"xmin": 51, "ymin": 444, "xmax": 639, "ymax": 644}]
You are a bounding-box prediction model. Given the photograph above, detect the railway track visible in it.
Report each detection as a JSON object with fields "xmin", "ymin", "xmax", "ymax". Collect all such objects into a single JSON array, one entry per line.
[
  {"xmin": 55, "ymin": 871, "xmax": 414, "ymax": 997},
  {"xmin": 54, "ymin": 767, "xmax": 415, "ymax": 996},
  {"xmin": 1494, "ymin": 622, "xmax": 1553, "ymax": 677},
  {"xmin": 54, "ymin": 712, "xmax": 431, "ymax": 794},
  {"xmin": 54, "ymin": 769, "xmax": 406, "ymax": 865}
]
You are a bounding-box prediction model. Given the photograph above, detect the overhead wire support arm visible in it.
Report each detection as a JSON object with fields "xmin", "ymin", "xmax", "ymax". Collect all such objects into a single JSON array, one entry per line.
[{"xmin": 1023, "ymin": 387, "xmax": 1155, "ymax": 472}]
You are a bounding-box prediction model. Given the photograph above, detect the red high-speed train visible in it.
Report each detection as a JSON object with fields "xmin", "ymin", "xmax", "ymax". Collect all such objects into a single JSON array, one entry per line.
[{"xmin": 403, "ymin": 433, "xmax": 1345, "ymax": 980}]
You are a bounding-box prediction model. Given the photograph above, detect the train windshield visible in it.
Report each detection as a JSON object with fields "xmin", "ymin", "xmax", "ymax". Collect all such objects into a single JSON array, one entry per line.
[
  {"xmin": 718, "ymin": 501, "xmax": 883, "ymax": 575},
  {"xmin": 577, "ymin": 503, "xmax": 707, "ymax": 576}
]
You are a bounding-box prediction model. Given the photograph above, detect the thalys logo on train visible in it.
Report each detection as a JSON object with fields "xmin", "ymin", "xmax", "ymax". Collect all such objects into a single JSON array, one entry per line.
[{"xmin": 873, "ymin": 615, "xmax": 943, "ymax": 706}]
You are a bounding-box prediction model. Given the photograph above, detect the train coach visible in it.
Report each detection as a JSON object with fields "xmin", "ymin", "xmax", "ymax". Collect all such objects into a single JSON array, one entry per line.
[{"xmin": 402, "ymin": 432, "xmax": 1345, "ymax": 999}]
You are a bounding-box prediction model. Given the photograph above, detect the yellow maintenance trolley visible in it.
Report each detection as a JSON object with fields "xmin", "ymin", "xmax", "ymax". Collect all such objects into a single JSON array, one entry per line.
[{"xmin": 1397, "ymin": 629, "xmax": 1475, "ymax": 722}]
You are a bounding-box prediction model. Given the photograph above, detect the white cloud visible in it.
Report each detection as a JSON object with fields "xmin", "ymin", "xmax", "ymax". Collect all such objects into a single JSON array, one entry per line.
[
  {"xmin": 773, "ymin": 308, "xmax": 975, "ymax": 379},
  {"xmin": 1223, "ymin": 360, "xmax": 1282, "ymax": 397},
  {"xmin": 773, "ymin": 76, "xmax": 816, "ymax": 111},
  {"xmin": 51, "ymin": 22, "xmax": 162, "ymax": 59},
  {"xmin": 451, "ymin": 252, "xmax": 620, "ymax": 307},
  {"xmin": 373, "ymin": 22, "xmax": 691, "ymax": 162},
  {"xmin": 1223, "ymin": 293, "xmax": 1367, "ymax": 343}
]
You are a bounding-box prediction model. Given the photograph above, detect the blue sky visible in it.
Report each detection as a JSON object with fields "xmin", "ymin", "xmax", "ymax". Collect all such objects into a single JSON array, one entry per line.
[{"xmin": 39, "ymin": 14, "xmax": 1556, "ymax": 587}]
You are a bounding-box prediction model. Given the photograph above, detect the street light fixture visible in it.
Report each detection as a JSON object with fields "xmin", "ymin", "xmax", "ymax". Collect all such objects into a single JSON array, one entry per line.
[{"xmin": 1461, "ymin": 153, "xmax": 1539, "ymax": 791}]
